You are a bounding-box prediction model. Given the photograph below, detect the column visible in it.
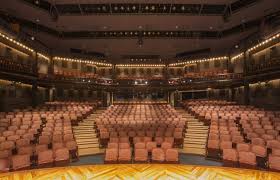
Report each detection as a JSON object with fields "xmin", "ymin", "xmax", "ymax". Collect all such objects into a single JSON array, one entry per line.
[
  {"xmin": 169, "ymin": 91, "xmax": 175, "ymax": 107},
  {"xmin": 48, "ymin": 55, "xmax": 54, "ymax": 75},
  {"xmin": 31, "ymin": 80, "xmax": 38, "ymax": 107},
  {"xmin": 111, "ymin": 92, "xmax": 114, "ymax": 105},
  {"xmin": 244, "ymin": 82, "xmax": 250, "ymax": 105},
  {"xmin": 231, "ymin": 87, "xmax": 235, "ymax": 102},
  {"xmin": 49, "ymin": 88, "xmax": 54, "ymax": 102},
  {"xmin": 33, "ymin": 52, "xmax": 38, "ymax": 76}
]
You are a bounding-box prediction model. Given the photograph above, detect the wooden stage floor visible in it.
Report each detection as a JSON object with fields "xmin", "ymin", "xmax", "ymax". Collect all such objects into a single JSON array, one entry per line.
[{"xmin": 0, "ymin": 164, "xmax": 280, "ymax": 180}]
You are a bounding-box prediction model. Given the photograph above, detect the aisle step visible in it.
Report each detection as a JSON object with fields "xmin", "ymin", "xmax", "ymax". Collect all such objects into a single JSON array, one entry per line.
[
  {"xmin": 185, "ymin": 133, "xmax": 208, "ymax": 138},
  {"xmin": 187, "ymin": 129, "xmax": 208, "ymax": 133},
  {"xmin": 177, "ymin": 109, "xmax": 209, "ymax": 156},
  {"xmin": 187, "ymin": 126, "xmax": 208, "ymax": 129},
  {"xmin": 78, "ymin": 143, "xmax": 99, "ymax": 149},
  {"xmin": 180, "ymin": 148, "xmax": 205, "ymax": 155},
  {"xmin": 74, "ymin": 130, "xmax": 95, "ymax": 133},
  {"xmin": 184, "ymin": 143, "xmax": 206, "ymax": 149},
  {"xmin": 184, "ymin": 139, "xmax": 207, "ymax": 144},
  {"xmin": 76, "ymin": 139, "xmax": 99, "ymax": 144},
  {"xmin": 79, "ymin": 148, "xmax": 104, "ymax": 156},
  {"xmin": 75, "ymin": 134, "xmax": 97, "ymax": 138}
]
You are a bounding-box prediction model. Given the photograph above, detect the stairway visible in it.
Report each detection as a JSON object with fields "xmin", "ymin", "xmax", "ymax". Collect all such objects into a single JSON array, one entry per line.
[
  {"xmin": 73, "ymin": 109, "xmax": 105, "ymax": 156},
  {"xmin": 176, "ymin": 108, "xmax": 209, "ymax": 156}
]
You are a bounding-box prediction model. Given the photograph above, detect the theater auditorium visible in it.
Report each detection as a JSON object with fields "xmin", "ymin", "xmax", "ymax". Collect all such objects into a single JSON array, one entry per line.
[{"xmin": 0, "ymin": 0, "xmax": 280, "ymax": 179}]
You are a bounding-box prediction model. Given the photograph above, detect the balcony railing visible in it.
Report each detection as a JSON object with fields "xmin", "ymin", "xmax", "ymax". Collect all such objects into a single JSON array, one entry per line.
[
  {"xmin": 247, "ymin": 56, "xmax": 280, "ymax": 75},
  {"xmin": 0, "ymin": 56, "xmax": 35, "ymax": 76}
]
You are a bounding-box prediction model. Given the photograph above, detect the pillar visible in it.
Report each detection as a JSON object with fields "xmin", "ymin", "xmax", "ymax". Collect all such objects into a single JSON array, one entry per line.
[
  {"xmin": 169, "ymin": 91, "xmax": 175, "ymax": 107},
  {"xmin": 111, "ymin": 92, "xmax": 114, "ymax": 105},
  {"xmin": 231, "ymin": 87, "xmax": 236, "ymax": 102},
  {"xmin": 49, "ymin": 88, "xmax": 54, "ymax": 102},
  {"xmin": 244, "ymin": 82, "xmax": 250, "ymax": 105},
  {"xmin": 31, "ymin": 80, "xmax": 38, "ymax": 107},
  {"xmin": 48, "ymin": 55, "xmax": 54, "ymax": 75}
]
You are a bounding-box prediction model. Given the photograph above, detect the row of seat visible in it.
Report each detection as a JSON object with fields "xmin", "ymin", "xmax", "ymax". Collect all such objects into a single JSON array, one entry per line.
[
  {"xmin": 105, "ymin": 144, "xmax": 179, "ymax": 163},
  {"xmin": 96, "ymin": 104, "xmax": 186, "ymax": 148},
  {"xmin": 183, "ymin": 100, "xmax": 280, "ymax": 172},
  {"xmin": 117, "ymin": 76, "xmax": 164, "ymax": 80},
  {"xmin": 0, "ymin": 101, "xmax": 97, "ymax": 172}
]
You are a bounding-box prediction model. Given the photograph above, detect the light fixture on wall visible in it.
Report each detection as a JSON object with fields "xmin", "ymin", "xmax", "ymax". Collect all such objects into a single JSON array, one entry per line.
[
  {"xmin": 0, "ymin": 31, "xmax": 34, "ymax": 52},
  {"xmin": 247, "ymin": 33, "xmax": 280, "ymax": 53},
  {"xmin": 169, "ymin": 56, "xmax": 228, "ymax": 67}
]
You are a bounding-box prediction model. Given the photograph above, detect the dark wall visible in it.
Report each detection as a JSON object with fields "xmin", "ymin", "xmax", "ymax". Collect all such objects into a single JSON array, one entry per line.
[
  {"xmin": 249, "ymin": 80, "xmax": 280, "ymax": 110},
  {"xmin": 0, "ymin": 80, "xmax": 47, "ymax": 111},
  {"xmin": 54, "ymin": 88, "xmax": 99, "ymax": 102}
]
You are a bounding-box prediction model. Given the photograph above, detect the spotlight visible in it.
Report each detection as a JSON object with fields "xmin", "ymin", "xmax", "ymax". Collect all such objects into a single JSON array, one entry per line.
[{"xmin": 31, "ymin": 36, "xmax": 35, "ymax": 41}]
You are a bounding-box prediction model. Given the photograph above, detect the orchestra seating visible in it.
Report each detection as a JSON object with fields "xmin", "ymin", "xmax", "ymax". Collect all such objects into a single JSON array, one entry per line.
[
  {"xmin": 182, "ymin": 100, "xmax": 280, "ymax": 172},
  {"xmin": 0, "ymin": 101, "xmax": 97, "ymax": 172},
  {"xmin": 97, "ymin": 104, "xmax": 185, "ymax": 163}
]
